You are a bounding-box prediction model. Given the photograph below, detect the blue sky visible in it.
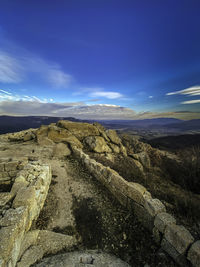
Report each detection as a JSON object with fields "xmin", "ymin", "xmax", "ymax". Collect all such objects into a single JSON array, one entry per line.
[{"xmin": 0, "ymin": 0, "xmax": 200, "ymax": 119}]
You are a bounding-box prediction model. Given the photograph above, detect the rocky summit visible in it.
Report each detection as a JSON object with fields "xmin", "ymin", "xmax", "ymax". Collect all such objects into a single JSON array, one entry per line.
[{"xmin": 0, "ymin": 120, "xmax": 200, "ymax": 267}]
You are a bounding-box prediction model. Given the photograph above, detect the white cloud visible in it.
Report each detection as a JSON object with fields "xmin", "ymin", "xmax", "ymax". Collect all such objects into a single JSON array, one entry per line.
[
  {"xmin": 0, "ymin": 50, "xmax": 72, "ymax": 88},
  {"xmin": 149, "ymin": 96, "xmax": 153, "ymax": 99},
  {"xmin": 32, "ymin": 96, "xmax": 43, "ymax": 102},
  {"xmin": 166, "ymin": 86, "xmax": 200, "ymax": 96},
  {"xmin": 181, "ymin": 99, "xmax": 200, "ymax": 104},
  {"xmin": 89, "ymin": 91, "xmax": 123, "ymax": 99},
  {"xmin": 0, "ymin": 100, "xmax": 200, "ymax": 119},
  {"xmin": 48, "ymin": 69, "xmax": 72, "ymax": 88},
  {"xmin": 0, "ymin": 52, "xmax": 23, "ymax": 83},
  {"xmin": 0, "ymin": 100, "xmax": 135, "ymax": 119},
  {"xmin": 0, "ymin": 89, "xmax": 12, "ymax": 95}
]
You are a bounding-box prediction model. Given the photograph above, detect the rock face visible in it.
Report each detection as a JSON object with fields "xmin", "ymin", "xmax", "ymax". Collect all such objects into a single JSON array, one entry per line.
[
  {"xmin": 57, "ymin": 120, "xmax": 100, "ymax": 140},
  {"xmin": 34, "ymin": 250, "xmax": 131, "ymax": 267},
  {"xmin": 106, "ymin": 129, "xmax": 121, "ymax": 145},
  {"xmin": 35, "ymin": 120, "xmax": 127, "ymax": 157},
  {"xmin": 1, "ymin": 120, "xmax": 200, "ymax": 267},
  {"xmin": 0, "ymin": 162, "xmax": 51, "ymax": 267},
  {"xmin": 84, "ymin": 136, "xmax": 112, "ymax": 153}
]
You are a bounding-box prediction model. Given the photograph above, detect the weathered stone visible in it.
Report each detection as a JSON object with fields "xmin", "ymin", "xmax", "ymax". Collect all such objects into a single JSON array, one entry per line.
[
  {"xmin": 119, "ymin": 144, "xmax": 127, "ymax": 156},
  {"xmin": 154, "ymin": 212, "xmax": 176, "ymax": 233},
  {"xmin": 105, "ymin": 153, "xmax": 115, "ymax": 162},
  {"xmin": 37, "ymin": 230, "xmax": 77, "ymax": 254},
  {"xmin": 0, "ymin": 206, "xmax": 28, "ymax": 228},
  {"xmin": 57, "ymin": 120, "xmax": 100, "ymax": 140},
  {"xmin": 48, "ymin": 127, "xmax": 71, "ymax": 142},
  {"xmin": 164, "ymin": 224, "xmax": 194, "ymax": 254},
  {"xmin": 106, "ymin": 129, "xmax": 121, "ymax": 145},
  {"xmin": 13, "ymin": 186, "xmax": 36, "ymax": 209},
  {"xmin": 36, "ymin": 125, "xmax": 49, "ymax": 137},
  {"xmin": 32, "ymin": 251, "xmax": 130, "ymax": 267},
  {"xmin": 9, "ymin": 170, "xmax": 18, "ymax": 178},
  {"xmin": 53, "ymin": 143, "xmax": 71, "ymax": 159},
  {"xmin": 0, "ymin": 161, "xmax": 51, "ymax": 267},
  {"xmin": 109, "ymin": 143, "xmax": 120, "ymax": 153},
  {"xmin": 0, "ymin": 171, "xmax": 9, "ymax": 179},
  {"xmin": 0, "ymin": 192, "xmax": 13, "ymax": 207},
  {"xmin": 37, "ymin": 136, "xmax": 54, "ymax": 146},
  {"xmin": 141, "ymin": 191, "xmax": 152, "ymax": 206},
  {"xmin": 131, "ymin": 158, "xmax": 144, "ymax": 173},
  {"xmin": 18, "ymin": 230, "xmax": 40, "ymax": 261},
  {"xmin": 161, "ymin": 238, "xmax": 182, "ymax": 263},
  {"xmin": 0, "ymin": 208, "xmax": 28, "ymax": 265},
  {"xmin": 130, "ymin": 153, "xmax": 139, "ymax": 160},
  {"xmin": 84, "ymin": 136, "xmax": 112, "ymax": 153},
  {"xmin": 17, "ymin": 231, "xmax": 77, "ymax": 267},
  {"xmin": 5, "ymin": 161, "xmax": 18, "ymax": 171},
  {"xmin": 187, "ymin": 240, "xmax": 200, "ymax": 267},
  {"xmin": 127, "ymin": 182, "xmax": 147, "ymax": 204},
  {"xmin": 17, "ymin": 245, "xmax": 44, "ymax": 267},
  {"xmin": 17, "ymin": 160, "xmax": 28, "ymax": 170},
  {"xmin": 0, "ymin": 171, "xmax": 10, "ymax": 183},
  {"xmin": 108, "ymin": 173, "xmax": 129, "ymax": 195},
  {"xmin": 136, "ymin": 152, "xmax": 151, "ymax": 168},
  {"xmin": 63, "ymin": 135, "xmax": 83, "ymax": 149},
  {"xmin": 24, "ymin": 132, "xmax": 35, "ymax": 141},
  {"xmin": 11, "ymin": 177, "xmax": 29, "ymax": 196},
  {"xmin": 0, "ymin": 225, "xmax": 19, "ymax": 262},
  {"xmin": 0, "ymin": 163, "xmax": 4, "ymax": 171},
  {"xmin": 144, "ymin": 198, "xmax": 166, "ymax": 217}
]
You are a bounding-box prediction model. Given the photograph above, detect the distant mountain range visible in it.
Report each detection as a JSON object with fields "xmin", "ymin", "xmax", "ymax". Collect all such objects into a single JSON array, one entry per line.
[
  {"xmin": 0, "ymin": 115, "xmax": 199, "ymax": 134},
  {"xmin": 0, "ymin": 116, "xmax": 83, "ymax": 134}
]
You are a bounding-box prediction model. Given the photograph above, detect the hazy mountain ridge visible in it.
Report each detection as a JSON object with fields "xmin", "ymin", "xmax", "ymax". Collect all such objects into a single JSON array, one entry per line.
[{"xmin": 1, "ymin": 116, "xmax": 200, "ymax": 135}]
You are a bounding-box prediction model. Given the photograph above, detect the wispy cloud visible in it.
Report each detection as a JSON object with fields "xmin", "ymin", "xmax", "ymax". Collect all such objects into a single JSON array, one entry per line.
[
  {"xmin": 0, "ymin": 50, "xmax": 72, "ymax": 88},
  {"xmin": 89, "ymin": 91, "xmax": 123, "ymax": 99},
  {"xmin": 0, "ymin": 89, "xmax": 12, "ymax": 95},
  {"xmin": 48, "ymin": 69, "xmax": 72, "ymax": 88},
  {"xmin": 0, "ymin": 52, "xmax": 24, "ymax": 83},
  {"xmin": 181, "ymin": 99, "xmax": 200, "ymax": 104},
  {"xmin": 0, "ymin": 89, "xmax": 54, "ymax": 103},
  {"xmin": 166, "ymin": 86, "xmax": 200, "ymax": 96}
]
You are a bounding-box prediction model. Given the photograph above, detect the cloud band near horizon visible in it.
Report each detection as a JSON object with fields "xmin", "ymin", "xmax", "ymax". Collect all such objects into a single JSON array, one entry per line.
[{"xmin": 0, "ymin": 100, "xmax": 200, "ymax": 120}]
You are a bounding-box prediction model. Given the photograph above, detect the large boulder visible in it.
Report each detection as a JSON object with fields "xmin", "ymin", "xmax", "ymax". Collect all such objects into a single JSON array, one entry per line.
[
  {"xmin": 8, "ymin": 129, "xmax": 36, "ymax": 142},
  {"xmin": 106, "ymin": 130, "xmax": 121, "ymax": 145},
  {"xmin": 84, "ymin": 136, "xmax": 112, "ymax": 153},
  {"xmin": 136, "ymin": 152, "xmax": 151, "ymax": 168},
  {"xmin": 57, "ymin": 120, "xmax": 100, "ymax": 140},
  {"xmin": 47, "ymin": 126, "xmax": 72, "ymax": 142},
  {"xmin": 52, "ymin": 143, "xmax": 71, "ymax": 159}
]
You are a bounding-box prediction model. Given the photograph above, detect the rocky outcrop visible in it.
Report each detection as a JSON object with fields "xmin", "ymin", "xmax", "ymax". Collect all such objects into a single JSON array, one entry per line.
[
  {"xmin": 84, "ymin": 136, "xmax": 112, "ymax": 153},
  {"xmin": 36, "ymin": 120, "xmax": 127, "ymax": 156},
  {"xmin": 34, "ymin": 250, "xmax": 130, "ymax": 267},
  {"xmin": 1, "ymin": 120, "xmax": 200, "ymax": 267},
  {"xmin": 0, "ymin": 162, "xmax": 51, "ymax": 267},
  {"xmin": 8, "ymin": 129, "xmax": 36, "ymax": 142},
  {"xmin": 73, "ymin": 147, "xmax": 200, "ymax": 267},
  {"xmin": 0, "ymin": 159, "xmax": 28, "ymax": 186},
  {"xmin": 17, "ymin": 230, "xmax": 77, "ymax": 267},
  {"xmin": 57, "ymin": 120, "xmax": 100, "ymax": 140}
]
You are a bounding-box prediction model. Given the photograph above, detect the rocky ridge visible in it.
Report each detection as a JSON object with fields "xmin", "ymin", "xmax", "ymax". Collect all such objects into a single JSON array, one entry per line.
[{"xmin": 0, "ymin": 120, "xmax": 199, "ymax": 267}]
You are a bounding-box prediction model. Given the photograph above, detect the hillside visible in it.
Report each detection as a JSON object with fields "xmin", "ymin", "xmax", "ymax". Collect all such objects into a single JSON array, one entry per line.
[{"xmin": 0, "ymin": 120, "xmax": 199, "ymax": 267}]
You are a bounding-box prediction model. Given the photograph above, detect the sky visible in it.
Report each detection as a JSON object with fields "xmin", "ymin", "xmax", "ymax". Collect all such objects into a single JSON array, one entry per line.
[{"xmin": 0, "ymin": 0, "xmax": 200, "ymax": 120}]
